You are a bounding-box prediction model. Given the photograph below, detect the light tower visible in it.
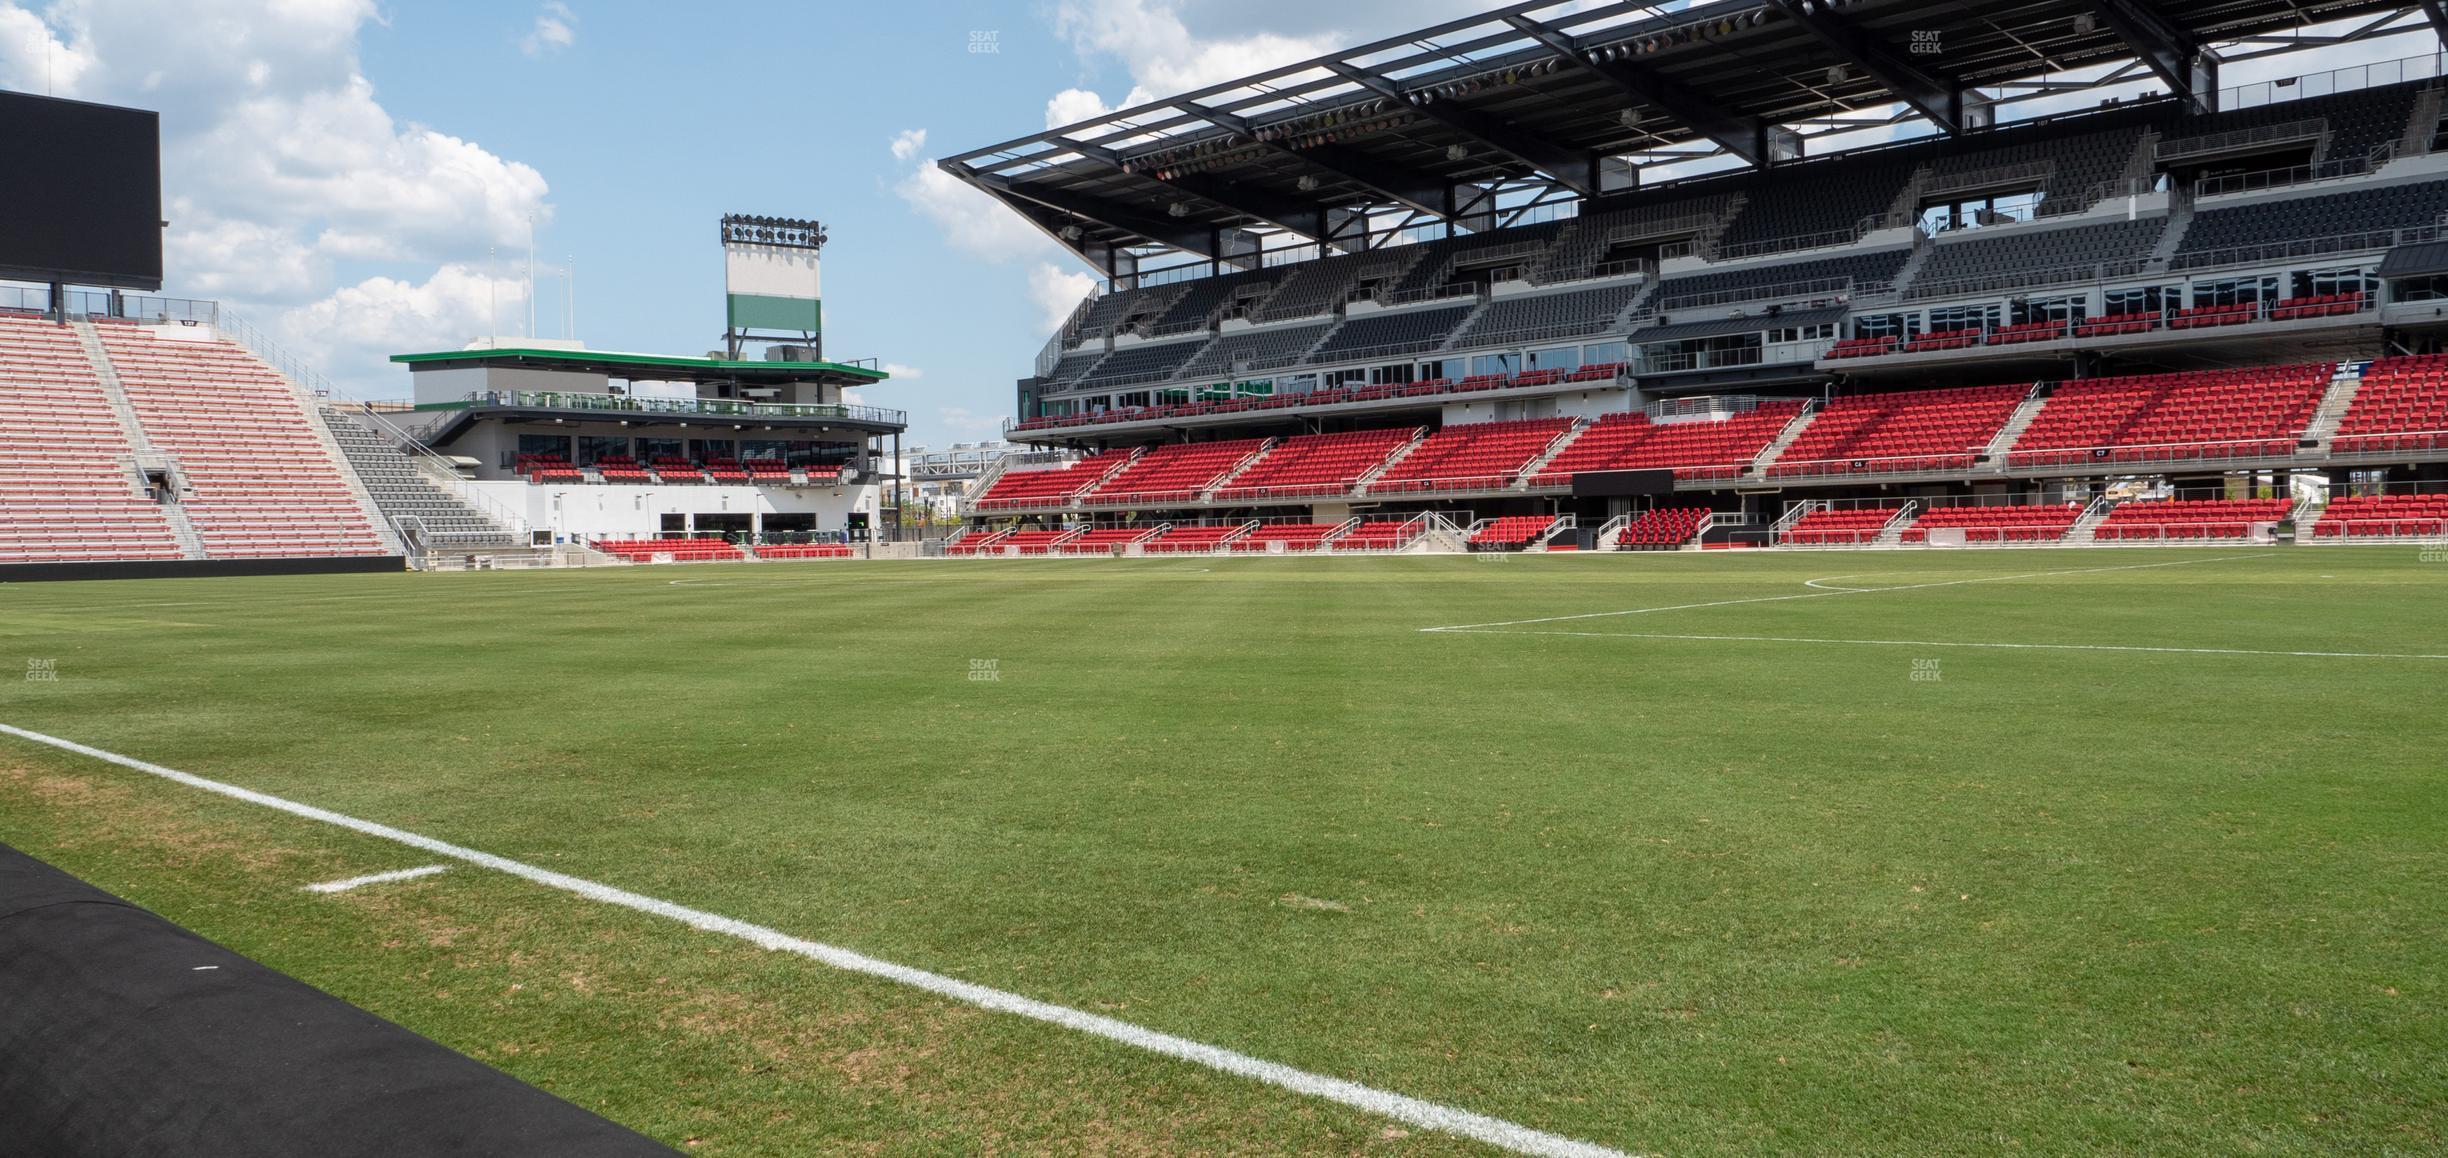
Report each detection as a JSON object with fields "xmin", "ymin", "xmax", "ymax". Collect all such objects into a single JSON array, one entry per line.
[{"xmin": 720, "ymin": 214, "xmax": 828, "ymax": 361}]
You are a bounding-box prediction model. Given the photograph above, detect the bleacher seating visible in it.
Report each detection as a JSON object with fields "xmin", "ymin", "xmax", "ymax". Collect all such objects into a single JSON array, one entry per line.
[
  {"xmin": 753, "ymin": 542, "xmax": 854, "ymax": 559},
  {"xmin": 2333, "ymin": 354, "xmax": 2448, "ymax": 455},
  {"xmin": 1544, "ymin": 401, "xmax": 1807, "ymax": 484},
  {"xmin": 704, "ymin": 458, "xmax": 751, "ymax": 484},
  {"xmin": 1536, "ymin": 194, "xmax": 1739, "ymax": 281},
  {"xmin": 594, "ymin": 537, "xmax": 746, "ymax": 563},
  {"xmin": 2269, "ymin": 291, "xmax": 2367, "ymax": 320},
  {"xmin": 1899, "ymin": 505, "xmax": 2083, "ymax": 543},
  {"xmin": 1368, "ymin": 418, "xmax": 1573, "ymax": 493},
  {"xmin": 593, "ymin": 455, "xmax": 652, "ymax": 484},
  {"xmin": 1146, "ymin": 269, "xmax": 1275, "ymax": 332},
  {"xmin": 1827, "ymin": 336, "xmax": 1897, "ymax": 359},
  {"xmin": 1176, "ymin": 321, "xmax": 1333, "ymax": 378},
  {"xmin": 972, "ymin": 451, "xmax": 1133, "ymax": 510},
  {"xmin": 1081, "ymin": 439, "xmax": 1267, "ymax": 505},
  {"xmin": 1211, "ymin": 428, "xmax": 1416, "ymax": 501},
  {"xmin": 2177, "ymin": 179, "xmax": 2448, "ymax": 266},
  {"xmin": 1769, "ymin": 384, "xmax": 2026, "ymax": 477},
  {"xmin": 1066, "ymin": 283, "xmax": 1187, "ymax": 346},
  {"xmin": 98, "ymin": 327, "xmax": 388, "ymax": 560},
  {"xmin": 1451, "ymin": 283, "xmax": 1642, "ymax": 347},
  {"xmin": 2074, "ymin": 311, "xmax": 2159, "ymax": 338},
  {"xmin": 2311, "ymin": 493, "xmax": 2448, "ymax": 538},
  {"xmin": 1782, "ymin": 508, "xmax": 1903, "ymax": 545},
  {"xmin": 2168, "ymin": 302, "xmax": 2257, "ymax": 329},
  {"xmin": 648, "ymin": 456, "xmax": 704, "ymax": 483},
  {"xmin": 1924, "ymin": 114, "xmax": 2152, "ymax": 215},
  {"xmin": 1469, "ymin": 515, "xmax": 1556, "ymax": 548},
  {"xmin": 944, "ymin": 529, "xmax": 1013, "ymax": 556},
  {"xmin": 1613, "ymin": 507, "xmax": 1709, "ymax": 550},
  {"xmin": 1254, "ymin": 252, "xmax": 1409, "ymax": 322},
  {"xmin": 1229, "ymin": 523, "xmax": 1342, "ymax": 552},
  {"xmin": 2006, "ymin": 364, "xmax": 2333, "ymax": 467},
  {"xmin": 1653, "ymin": 248, "xmax": 1909, "ymax": 309},
  {"xmin": 1713, "ymin": 154, "xmax": 1920, "ymax": 254},
  {"xmin": 1143, "ymin": 524, "xmax": 1250, "ymax": 553},
  {"xmin": 1308, "ymin": 304, "xmax": 1475, "ymax": 361},
  {"xmin": 1912, "ymin": 217, "xmax": 2165, "ymax": 294},
  {"xmin": 1072, "ymin": 337, "xmax": 1209, "ymax": 386},
  {"xmin": 2093, "ymin": 498, "xmax": 2289, "ymax": 541},
  {"xmin": 993, "ymin": 529, "xmax": 1076, "ymax": 555},
  {"xmin": 520, "ymin": 454, "xmax": 583, "ymax": 484},
  {"xmin": 0, "ymin": 317, "xmax": 183, "ymax": 563},
  {"xmin": 1056, "ymin": 526, "xmax": 1154, "ymax": 555},
  {"xmin": 1330, "ymin": 520, "xmax": 1415, "ymax": 550}
]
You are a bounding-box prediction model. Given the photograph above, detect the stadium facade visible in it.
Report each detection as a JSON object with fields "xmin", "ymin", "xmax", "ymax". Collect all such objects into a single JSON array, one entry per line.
[{"xmin": 942, "ymin": 0, "xmax": 2448, "ymax": 553}]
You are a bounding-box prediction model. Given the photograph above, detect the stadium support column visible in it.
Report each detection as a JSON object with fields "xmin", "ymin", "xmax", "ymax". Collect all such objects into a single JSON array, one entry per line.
[
  {"xmin": 891, "ymin": 430, "xmax": 904, "ymax": 544},
  {"xmin": 46, "ymin": 281, "xmax": 65, "ymax": 324}
]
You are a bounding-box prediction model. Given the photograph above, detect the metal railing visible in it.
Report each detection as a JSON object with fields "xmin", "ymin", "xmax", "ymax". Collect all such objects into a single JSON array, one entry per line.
[
  {"xmin": 1378, "ymin": 282, "xmax": 1478, "ymax": 307},
  {"xmin": 1903, "ymin": 258, "xmax": 2154, "ymax": 301},
  {"xmin": 2170, "ymin": 222, "xmax": 2442, "ymax": 273},
  {"xmin": 2192, "ymin": 147, "xmax": 2388, "ymax": 198},
  {"xmin": 1922, "ymin": 159, "xmax": 2053, "ymax": 199},
  {"xmin": 2217, "ymin": 51, "xmax": 2446, "ymax": 112},
  {"xmin": 337, "ymin": 401, "xmax": 535, "ymax": 538},
  {"xmin": 1707, "ymin": 225, "xmax": 1863, "ymax": 263},
  {"xmin": 2032, "ymin": 175, "xmax": 2163, "ymax": 219},
  {"xmin": 452, "ymin": 389, "xmax": 907, "ymax": 425},
  {"xmin": 2156, "ymin": 118, "xmax": 2328, "ymax": 163},
  {"xmin": 1654, "ymin": 275, "xmax": 1858, "ymax": 314}
]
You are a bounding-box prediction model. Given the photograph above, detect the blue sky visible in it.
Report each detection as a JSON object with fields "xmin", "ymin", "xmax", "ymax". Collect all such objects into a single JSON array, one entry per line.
[
  {"xmin": 0, "ymin": 0, "xmax": 2428, "ymax": 448},
  {"xmin": 0, "ymin": 0, "xmax": 1496, "ymax": 449}
]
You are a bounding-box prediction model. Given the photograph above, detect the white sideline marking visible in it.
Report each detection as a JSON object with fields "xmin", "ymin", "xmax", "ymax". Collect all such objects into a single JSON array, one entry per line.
[
  {"xmin": 303, "ymin": 864, "xmax": 450, "ymax": 893},
  {"xmin": 1420, "ymin": 554, "xmax": 2276, "ymax": 633},
  {"xmin": 1432, "ymin": 628, "xmax": 2448, "ymax": 661},
  {"xmin": 0, "ymin": 722, "xmax": 1626, "ymax": 1158}
]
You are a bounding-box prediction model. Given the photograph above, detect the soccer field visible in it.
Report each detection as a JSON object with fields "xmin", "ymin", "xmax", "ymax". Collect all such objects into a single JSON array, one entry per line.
[{"xmin": 3, "ymin": 549, "xmax": 2443, "ymax": 1155}]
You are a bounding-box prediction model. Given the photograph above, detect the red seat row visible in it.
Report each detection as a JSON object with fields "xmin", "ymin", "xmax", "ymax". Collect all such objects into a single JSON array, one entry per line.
[{"xmin": 2093, "ymin": 498, "xmax": 2289, "ymax": 541}]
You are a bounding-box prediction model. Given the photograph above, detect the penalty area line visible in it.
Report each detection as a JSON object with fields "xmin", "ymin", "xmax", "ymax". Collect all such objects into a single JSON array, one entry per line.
[{"xmin": 0, "ymin": 721, "xmax": 1628, "ymax": 1158}]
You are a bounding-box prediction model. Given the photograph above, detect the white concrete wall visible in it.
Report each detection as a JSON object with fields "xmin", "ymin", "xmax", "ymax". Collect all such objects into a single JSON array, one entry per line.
[{"xmin": 469, "ymin": 480, "xmax": 879, "ymax": 542}]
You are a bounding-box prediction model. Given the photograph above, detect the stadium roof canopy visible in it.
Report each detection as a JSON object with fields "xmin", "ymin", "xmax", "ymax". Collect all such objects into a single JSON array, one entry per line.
[
  {"xmin": 944, "ymin": 0, "xmax": 2435, "ymax": 274},
  {"xmin": 391, "ymin": 346, "xmax": 890, "ymax": 387}
]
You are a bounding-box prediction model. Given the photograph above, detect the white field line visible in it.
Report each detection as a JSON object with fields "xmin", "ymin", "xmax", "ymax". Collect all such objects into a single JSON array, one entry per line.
[
  {"xmin": 1431, "ymin": 628, "xmax": 2448, "ymax": 661},
  {"xmin": 1419, "ymin": 554, "xmax": 2277, "ymax": 633},
  {"xmin": 0, "ymin": 722, "xmax": 1627, "ymax": 1158},
  {"xmin": 303, "ymin": 864, "xmax": 449, "ymax": 893}
]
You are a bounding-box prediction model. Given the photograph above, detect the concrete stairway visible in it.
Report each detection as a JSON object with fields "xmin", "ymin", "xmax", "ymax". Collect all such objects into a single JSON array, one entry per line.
[
  {"xmin": 2299, "ymin": 361, "xmax": 2370, "ymax": 452},
  {"xmin": 72, "ymin": 323, "xmax": 205, "ymax": 559},
  {"xmin": 1744, "ymin": 401, "xmax": 1822, "ymax": 477},
  {"xmin": 320, "ymin": 407, "xmax": 523, "ymax": 549},
  {"xmin": 1979, "ymin": 384, "xmax": 2053, "ymax": 466}
]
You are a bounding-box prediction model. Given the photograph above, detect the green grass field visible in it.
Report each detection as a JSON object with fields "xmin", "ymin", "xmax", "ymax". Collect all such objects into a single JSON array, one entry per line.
[{"xmin": 3, "ymin": 548, "xmax": 2443, "ymax": 1155}]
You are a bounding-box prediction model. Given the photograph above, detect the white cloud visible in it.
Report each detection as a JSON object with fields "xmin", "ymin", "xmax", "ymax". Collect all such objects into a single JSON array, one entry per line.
[
  {"xmin": 1043, "ymin": 0, "xmax": 1344, "ymax": 127},
  {"xmin": 0, "ymin": 0, "xmax": 552, "ymax": 396},
  {"xmin": 1027, "ymin": 262, "xmax": 1098, "ymax": 333},
  {"xmin": 519, "ymin": 1, "xmax": 576, "ymax": 58},
  {"xmin": 880, "ymin": 362, "xmax": 924, "ymax": 379},
  {"xmin": 1044, "ymin": 87, "xmax": 1115, "ymax": 129},
  {"xmin": 0, "ymin": 5, "xmax": 93, "ymax": 94},
  {"xmin": 276, "ymin": 263, "xmax": 530, "ymax": 392},
  {"xmin": 891, "ymin": 154, "xmax": 1057, "ymax": 263},
  {"xmin": 888, "ymin": 128, "xmax": 927, "ymax": 162}
]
